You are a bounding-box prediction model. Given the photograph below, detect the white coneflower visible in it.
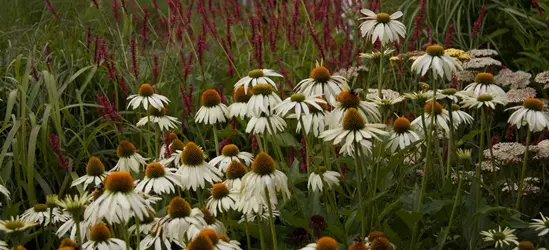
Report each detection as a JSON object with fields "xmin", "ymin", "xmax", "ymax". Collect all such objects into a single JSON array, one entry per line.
[
  {"xmin": 0, "ymin": 241, "xmax": 6, "ymax": 250},
  {"xmin": 297, "ymin": 99, "xmax": 328, "ymax": 137},
  {"xmin": 368, "ymin": 94, "xmax": 405, "ymax": 108},
  {"xmin": 463, "ymin": 73, "xmax": 506, "ymax": 97},
  {"xmin": 358, "ymin": 9, "xmax": 405, "ymax": 45},
  {"xmin": 21, "ymin": 203, "xmax": 64, "ymax": 226},
  {"xmin": 327, "ymin": 89, "xmax": 380, "ymax": 129},
  {"xmin": 461, "ymin": 93, "xmax": 508, "ymax": 110},
  {"xmin": 412, "ymin": 45, "xmax": 462, "ymax": 80},
  {"xmin": 246, "ymin": 84, "xmax": 282, "ymax": 116},
  {"xmin": 480, "ymin": 226, "xmax": 519, "ymax": 248},
  {"xmin": 234, "ymin": 69, "xmax": 283, "ymax": 94},
  {"xmin": 127, "ymin": 83, "xmax": 170, "ymax": 111},
  {"xmin": 209, "ymin": 144, "xmax": 253, "ymax": 173},
  {"xmin": 411, "ymin": 45, "xmax": 462, "ymax": 80},
  {"xmin": 206, "ymin": 183, "xmax": 238, "ymax": 217},
  {"xmin": 159, "ymin": 138, "xmax": 186, "ymax": 168},
  {"xmin": 450, "ymin": 104, "xmax": 474, "ymax": 127},
  {"xmin": 307, "ymin": 166, "xmax": 341, "ymax": 193},
  {"xmin": 411, "ymin": 101, "xmax": 451, "ymax": 134},
  {"xmin": 0, "ymin": 216, "xmax": 37, "ymax": 234},
  {"xmin": 137, "ymin": 107, "xmax": 180, "ymax": 131},
  {"xmin": 111, "ymin": 140, "xmax": 148, "ymax": 173},
  {"xmin": 506, "ymin": 87, "xmax": 537, "ymax": 104},
  {"xmin": 190, "ymin": 229, "xmax": 242, "ymax": 250},
  {"xmin": 200, "ymin": 207, "xmax": 227, "ymax": 235},
  {"xmin": 176, "ymin": 142, "xmax": 222, "ymax": 191},
  {"xmin": 245, "ymin": 110, "xmax": 287, "ymax": 135},
  {"xmin": 159, "ymin": 196, "xmax": 207, "ymax": 242},
  {"xmin": 426, "ymin": 88, "xmax": 467, "ymax": 103},
  {"xmin": 85, "ymin": 171, "xmax": 152, "ymax": 224},
  {"xmin": 56, "ymin": 193, "xmax": 90, "ymax": 242},
  {"xmin": 196, "ymin": 89, "xmax": 230, "ymax": 125},
  {"xmin": 239, "ymin": 206, "xmax": 280, "ymax": 223},
  {"xmin": 300, "ymin": 236, "xmax": 339, "ymax": 250},
  {"xmin": 275, "ymin": 93, "xmax": 326, "ymax": 118},
  {"xmin": 71, "ymin": 156, "xmax": 107, "ymax": 189},
  {"xmin": 237, "ymin": 152, "xmax": 290, "ymax": 215},
  {"xmin": 136, "ymin": 162, "xmax": 183, "ymax": 195},
  {"xmin": 360, "ymin": 48, "xmax": 395, "ymax": 61},
  {"xmin": 387, "ymin": 117, "xmax": 422, "ymax": 153},
  {"xmin": 128, "ymin": 210, "xmax": 157, "ymax": 236},
  {"xmin": 463, "ymin": 57, "xmax": 502, "ymax": 70},
  {"xmin": 320, "ymin": 108, "xmax": 388, "ymax": 156},
  {"xmin": 82, "ymin": 224, "xmax": 126, "ymax": 250},
  {"xmin": 295, "ymin": 64, "xmax": 349, "ymax": 106},
  {"xmin": 159, "ymin": 132, "xmax": 178, "ymax": 160},
  {"xmin": 140, "ymin": 228, "xmax": 172, "ymax": 250},
  {"xmin": 223, "ymin": 160, "xmax": 247, "ymax": 191},
  {"xmin": 507, "ymin": 98, "xmax": 549, "ymax": 132},
  {"xmin": 229, "ymin": 86, "xmax": 253, "ymax": 119},
  {"xmin": 531, "ymin": 213, "xmax": 549, "ymax": 236}
]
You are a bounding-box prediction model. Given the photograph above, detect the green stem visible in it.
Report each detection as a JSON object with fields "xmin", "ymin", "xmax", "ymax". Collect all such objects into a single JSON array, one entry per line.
[
  {"xmin": 135, "ymin": 218, "xmax": 141, "ymax": 249},
  {"xmin": 244, "ymin": 219, "xmax": 252, "ymax": 250},
  {"xmin": 299, "ymin": 118, "xmax": 311, "ymax": 174},
  {"xmin": 438, "ymin": 164, "xmax": 465, "ymax": 250},
  {"xmin": 212, "ymin": 125, "xmax": 219, "ymax": 156},
  {"xmin": 257, "ymin": 215, "xmax": 266, "ymax": 250},
  {"xmin": 515, "ymin": 127, "xmax": 531, "ymax": 211},
  {"xmin": 446, "ymin": 104, "xmax": 454, "ymax": 182},
  {"xmin": 377, "ymin": 46, "xmax": 384, "ymax": 98},
  {"xmin": 265, "ymin": 187, "xmax": 278, "ymax": 250},
  {"xmin": 476, "ymin": 108, "xmax": 486, "ymax": 210},
  {"xmin": 354, "ymin": 141, "xmax": 366, "ymax": 237}
]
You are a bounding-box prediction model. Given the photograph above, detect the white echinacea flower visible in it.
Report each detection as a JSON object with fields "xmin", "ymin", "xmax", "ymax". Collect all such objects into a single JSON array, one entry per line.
[
  {"xmin": 507, "ymin": 98, "xmax": 549, "ymax": 132},
  {"xmin": 359, "ymin": 9, "xmax": 406, "ymax": 45},
  {"xmin": 234, "ymin": 69, "xmax": 283, "ymax": 94},
  {"xmin": 195, "ymin": 89, "xmax": 229, "ymax": 125},
  {"xmin": 127, "ymin": 83, "xmax": 170, "ymax": 111},
  {"xmin": 411, "ymin": 45, "xmax": 462, "ymax": 80}
]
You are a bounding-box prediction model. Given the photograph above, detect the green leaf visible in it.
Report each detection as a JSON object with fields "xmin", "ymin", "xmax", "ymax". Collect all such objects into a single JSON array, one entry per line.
[{"xmin": 396, "ymin": 209, "xmax": 422, "ymax": 230}]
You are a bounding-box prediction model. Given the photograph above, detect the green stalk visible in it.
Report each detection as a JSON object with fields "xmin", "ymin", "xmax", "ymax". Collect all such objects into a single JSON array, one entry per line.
[
  {"xmin": 135, "ymin": 219, "xmax": 141, "ymax": 249},
  {"xmin": 515, "ymin": 127, "xmax": 531, "ymax": 211},
  {"xmin": 475, "ymin": 108, "xmax": 486, "ymax": 210},
  {"xmin": 257, "ymin": 215, "xmax": 266, "ymax": 250},
  {"xmin": 354, "ymin": 141, "xmax": 366, "ymax": 237},
  {"xmin": 244, "ymin": 219, "xmax": 252, "ymax": 250},
  {"xmin": 299, "ymin": 118, "xmax": 311, "ymax": 174},
  {"xmin": 212, "ymin": 125, "xmax": 219, "ymax": 156},
  {"xmin": 265, "ymin": 187, "xmax": 278, "ymax": 249},
  {"xmin": 377, "ymin": 46, "xmax": 384, "ymax": 98},
  {"xmin": 438, "ymin": 163, "xmax": 465, "ymax": 250},
  {"xmin": 446, "ymin": 103, "xmax": 454, "ymax": 182}
]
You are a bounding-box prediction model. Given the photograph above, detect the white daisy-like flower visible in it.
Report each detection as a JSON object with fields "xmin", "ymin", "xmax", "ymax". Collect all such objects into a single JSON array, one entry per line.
[
  {"xmin": 57, "ymin": 218, "xmax": 90, "ymax": 243},
  {"xmin": 201, "ymin": 207, "xmax": 227, "ymax": 235},
  {"xmin": 387, "ymin": 117, "xmax": 422, "ymax": 153},
  {"xmin": 463, "ymin": 73, "xmax": 506, "ymax": 97},
  {"xmin": 426, "ymin": 88, "xmax": 469, "ymax": 103},
  {"xmin": 358, "ymin": 9, "xmax": 406, "ymax": 45},
  {"xmin": 297, "ymin": 103, "xmax": 328, "ymax": 137},
  {"xmin": 82, "ymin": 224, "xmax": 126, "ymax": 250},
  {"xmin": 176, "ymin": 142, "xmax": 222, "ymax": 191},
  {"xmin": 127, "ymin": 83, "xmax": 170, "ymax": 111},
  {"xmin": 450, "ymin": 104, "xmax": 474, "ymax": 127},
  {"xmin": 461, "ymin": 93, "xmax": 508, "ymax": 110},
  {"xmin": 234, "ymin": 69, "xmax": 283, "ymax": 94},
  {"xmin": 307, "ymin": 166, "xmax": 341, "ymax": 193},
  {"xmin": 411, "ymin": 101, "xmax": 452, "ymax": 134},
  {"xmin": 327, "ymin": 89, "xmax": 381, "ymax": 129},
  {"xmin": 295, "ymin": 64, "xmax": 349, "ymax": 106},
  {"xmin": 195, "ymin": 89, "xmax": 230, "ymax": 125},
  {"xmin": 0, "ymin": 216, "xmax": 37, "ymax": 234},
  {"xmin": 21, "ymin": 203, "xmax": 66, "ymax": 226},
  {"xmin": 190, "ymin": 229, "xmax": 242, "ymax": 250},
  {"xmin": 480, "ymin": 226, "xmax": 519, "ymax": 248},
  {"xmin": 300, "ymin": 236, "xmax": 339, "ymax": 250},
  {"xmin": 140, "ymin": 228, "xmax": 173, "ymax": 250},
  {"xmin": 360, "ymin": 48, "xmax": 395, "ymax": 60},
  {"xmin": 238, "ymin": 206, "xmax": 280, "ymax": 223},
  {"xmin": 411, "ymin": 45, "xmax": 463, "ymax": 80},
  {"xmin": 159, "ymin": 139, "xmax": 186, "ymax": 168},
  {"xmin": 72, "ymin": 156, "xmax": 107, "ymax": 189},
  {"xmin": 531, "ymin": 213, "xmax": 549, "ymax": 236},
  {"xmin": 158, "ymin": 196, "xmax": 207, "ymax": 243},
  {"xmin": 246, "ymin": 111, "xmax": 287, "ymax": 135},
  {"xmin": 237, "ymin": 152, "xmax": 290, "ymax": 216},
  {"xmin": 209, "ymin": 144, "xmax": 253, "ymax": 172},
  {"xmin": 110, "ymin": 140, "xmax": 148, "ymax": 173},
  {"xmin": 0, "ymin": 183, "xmax": 9, "ymax": 200},
  {"xmin": 320, "ymin": 108, "xmax": 388, "ymax": 156},
  {"xmin": 274, "ymin": 93, "xmax": 326, "ymax": 118},
  {"xmin": 223, "ymin": 160, "xmax": 247, "ymax": 191},
  {"xmin": 246, "ymin": 84, "xmax": 282, "ymax": 116},
  {"xmin": 137, "ymin": 107, "xmax": 181, "ymax": 131},
  {"xmin": 136, "ymin": 162, "xmax": 183, "ymax": 195},
  {"xmin": 206, "ymin": 183, "xmax": 238, "ymax": 217},
  {"xmin": 128, "ymin": 212, "xmax": 157, "ymax": 236},
  {"xmin": 0, "ymin": 241, "xmax": 7, "ymax": 250},
  {"xmin": 229, "ymin": 86, "xmax": 254, "ymax": 119},
  {"xmin": 85, "ymin": 171, "xmax": 153, "ymax": 224},
  {"xmin": 507, "ymin": 98, "xmax": 549, "ymax": 132},
  {"xmin": 368, "ymin": 94, "xmax": 405, "ymax": 108}
]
